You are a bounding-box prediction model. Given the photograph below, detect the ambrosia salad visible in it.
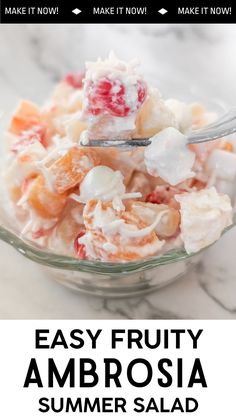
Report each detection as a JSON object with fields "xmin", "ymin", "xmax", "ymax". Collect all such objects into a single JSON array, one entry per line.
[{"xmin": 2, "ymin": 53, "xmax": 235, "ymax": 262}]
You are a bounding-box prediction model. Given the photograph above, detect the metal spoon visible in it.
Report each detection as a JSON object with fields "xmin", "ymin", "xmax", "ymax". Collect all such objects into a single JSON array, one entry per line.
[{"xmin": 82, "ymin": 109, "xmax": 236, "ymax": 149}]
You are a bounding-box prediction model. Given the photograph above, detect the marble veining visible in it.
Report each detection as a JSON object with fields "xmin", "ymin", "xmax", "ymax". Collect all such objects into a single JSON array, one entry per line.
[{"xmin": 0, "ymin": 23, "xmax": 236, "ymax": 319}]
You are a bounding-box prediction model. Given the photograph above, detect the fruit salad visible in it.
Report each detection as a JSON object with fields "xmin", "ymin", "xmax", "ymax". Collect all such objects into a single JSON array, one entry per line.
[{"xmin": 1, "ymin": 52, "xmax": 235, "ymax": 262}]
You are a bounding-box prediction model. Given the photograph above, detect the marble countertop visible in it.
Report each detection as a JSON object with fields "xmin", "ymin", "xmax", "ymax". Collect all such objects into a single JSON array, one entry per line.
[{"xmin": 0, "ymin": 23, "xmax": 236, "ymax": 319}]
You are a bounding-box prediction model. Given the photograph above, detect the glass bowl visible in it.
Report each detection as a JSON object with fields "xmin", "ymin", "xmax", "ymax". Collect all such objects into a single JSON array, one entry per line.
[
  {"xmin": 0, "ymin": 96, "xmax": 235, "ymax": 297},
  {"xmin": 0, "ymin": 200, "xmax": 235, "ymax": 297}
]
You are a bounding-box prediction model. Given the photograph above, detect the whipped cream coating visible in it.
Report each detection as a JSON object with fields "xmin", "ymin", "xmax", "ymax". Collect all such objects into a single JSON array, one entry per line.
[
  {"xmin": 85, "ymin": 51, "xmax": 142, "ymax": 84},
  {"xmin": 2, "ymin": 52, "xmax": 235, "ymax": 262},
  {"xmin": 79, "ymin": 199, "xmax": 165, "ymax": 261},
  {"xmin": 78, "ymin": 166, "xmax": 126, "ymax": 202},
  {"xmin": 144, "ymin": 127, "xmax": 195, "ymax": 185},
  {"xmin": 83, "ymin": 52, "xmax": 147, "ymax": 139},
  {"xmin": 82, "ymin": 114, "xmax": 137, "ymax": 141},
  {"xmin": 175, "ymin": 187, "xmax": 232, "ymax": 254}
]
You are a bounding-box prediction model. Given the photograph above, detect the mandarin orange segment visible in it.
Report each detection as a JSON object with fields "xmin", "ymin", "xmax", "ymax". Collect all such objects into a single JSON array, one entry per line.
[
  {"xmin": 9, "ymin": 100, "xmax": 41, "ymax": 135},
  {"xmin": 121, "ymin": 209, "xmax": 147, "ymax": 230},
  {"xmin": 56, "ymin": 201, "xmax": 84, "ymax": 245},
  {"xmin": 85, "ymin": 228, "xmax": 161, "ymax": 262},
  {"xmin": 129, "ymin": 201, "xmax": 180, "ymax": 239},
  {"xmin": 10, "ymin": 185, "xmax": 22, "ymax": 203},
  {"xmin": 221, "ymin": 141, "xmax": 234, "ymax": 153},
  {"xmin": 50, "ymin": 147, "xmax": 100, "ymax": 194},
  {"xmin": 28, "ymin": 175, "xmax": 67, "ymax": 219},
  {"xmin": 82, "ymin": 199, "xmax": 164, "ymax": 261},
  {"xmin": 111, "ymin": 233, "xmax": 159, "ymax": 261}
]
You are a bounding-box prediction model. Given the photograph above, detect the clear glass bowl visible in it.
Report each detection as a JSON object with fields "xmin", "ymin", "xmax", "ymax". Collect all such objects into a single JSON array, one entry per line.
[
  {"xmin": 0, "ymin": 205, "xmax": 235, "ymax": 296},
  {"xmin": 0, "ymin": 95, "xmax": 235, "ymax": 297}
]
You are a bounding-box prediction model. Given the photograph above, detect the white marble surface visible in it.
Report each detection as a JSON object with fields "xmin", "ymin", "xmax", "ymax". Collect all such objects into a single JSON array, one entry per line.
[{"xmin": 0, "ymin": 23, "xmax": 236, "ymax": 319}]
